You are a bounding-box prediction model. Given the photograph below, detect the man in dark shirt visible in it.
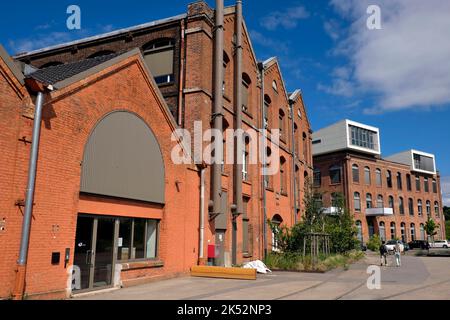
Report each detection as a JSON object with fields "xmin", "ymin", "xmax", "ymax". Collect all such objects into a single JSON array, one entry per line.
[{"xmin": 379, "ymin": 241, "xmax": 388, "ymax": 266}]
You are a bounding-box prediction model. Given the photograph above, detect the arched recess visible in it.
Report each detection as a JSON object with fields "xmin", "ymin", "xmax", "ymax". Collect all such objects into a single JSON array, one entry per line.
[{"xmin": 80, "ymin": 111, "xmax": 165, "ymax": 204}]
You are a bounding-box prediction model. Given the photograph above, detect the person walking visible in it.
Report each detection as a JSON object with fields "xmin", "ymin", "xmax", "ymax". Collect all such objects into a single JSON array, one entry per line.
[
  {"xmin": 394, "ymin": 241, "xmax": 402, "ymax": 267},
  {"xmin": 379, "ymin": 241, "xmax": 388, "ymax": 266}
]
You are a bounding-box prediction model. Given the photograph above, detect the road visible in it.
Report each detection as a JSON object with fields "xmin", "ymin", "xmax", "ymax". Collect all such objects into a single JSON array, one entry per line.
[{"xmin": 74, "ymin": 251, "xmax": 450, "ymax": 300}]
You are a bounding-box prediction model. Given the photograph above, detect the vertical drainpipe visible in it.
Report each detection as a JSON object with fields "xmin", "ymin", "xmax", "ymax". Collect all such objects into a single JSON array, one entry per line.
[
  {"xmin": 289, "ymin": 98, "xmax": 298, "ymax": 224},
  {"xmin": 198, "ymin": 165, "xmax": 206, "ymax": 262},
  {"xmin": 178, "ymin": 19, "xmax": 185, "ymax": 127},
  {"xmin": 232, "ymin": 0, "xmax": 243, "ymax": 266},
  {"xmin": 13, "ymin": 90, "xmax": 46, "ymax": 300},
  {"xmin": 212, "ymin": 0, "xmax": 225, "ymax": 266},
  {"xmin": 258, "ymin": 62, "xmax": 267, "ymax": 260}
]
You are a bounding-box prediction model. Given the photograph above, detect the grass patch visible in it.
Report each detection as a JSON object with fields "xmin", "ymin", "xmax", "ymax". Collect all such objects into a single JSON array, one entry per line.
[{"xmin": 264, "ymin": 250, "xmax": 365, "ymax": 273}]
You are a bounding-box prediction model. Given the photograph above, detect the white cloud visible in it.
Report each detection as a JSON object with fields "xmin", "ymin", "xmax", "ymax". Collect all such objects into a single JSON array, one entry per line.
[
  {"xmin": 441, "ymin": 176, "xmax": 450, "ymax": 207},
  {"xmin": 318, "ymin": 66, "xmax": 354, "ymax": 97},
  {"xmin": 323, "ymin": 19, "xmax": 341, "ymax": 40},
  {"xmin": 249, "ymin": 30, "xmax": 290, "ymax": 55},
  {"xmin": 328, "ymin": 0, "xmax": 450, "ymax": 113},
  {"xmin": 260, "ymin": 6, "xmax": 310, "ymax": 31},
  {"xmin": 9, "ymin": 32, "xmax": 76, "ymax": 54}
]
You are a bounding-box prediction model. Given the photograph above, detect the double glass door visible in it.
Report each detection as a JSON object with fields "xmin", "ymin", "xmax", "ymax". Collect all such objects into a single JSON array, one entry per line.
[{"xmin": 73, "ymin": 215, "xmax": 116, "ymax": 292}]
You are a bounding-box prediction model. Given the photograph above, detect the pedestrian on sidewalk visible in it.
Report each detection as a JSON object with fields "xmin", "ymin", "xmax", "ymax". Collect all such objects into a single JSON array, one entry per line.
[
  {"xmin": 394, "ymin": 241, "xmax": 402, "ymax": 267},
  {"xmin": 379, "ymin": 241, "xmax": 388, "ymax": 266}
]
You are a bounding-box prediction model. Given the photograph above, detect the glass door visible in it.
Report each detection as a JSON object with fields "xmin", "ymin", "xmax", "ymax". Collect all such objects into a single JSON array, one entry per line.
[
  {"xmin": 93, "ymin": 217, "xmax": 115, "ymax": 288},
  {"xmin": 73, "ymin": 216, "xmax": 95, "ymax": 291}
]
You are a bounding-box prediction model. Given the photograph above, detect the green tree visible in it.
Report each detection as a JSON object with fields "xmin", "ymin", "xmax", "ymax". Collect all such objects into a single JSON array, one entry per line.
[{"xmin": 424, "ymin": 218, "xmax": 438, "ymax": 244}]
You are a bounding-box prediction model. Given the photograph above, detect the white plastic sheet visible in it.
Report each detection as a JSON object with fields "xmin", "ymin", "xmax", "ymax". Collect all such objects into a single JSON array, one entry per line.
[{"xmin": 243, "ymin": 260, "xmax": 272, "ymax": 274}]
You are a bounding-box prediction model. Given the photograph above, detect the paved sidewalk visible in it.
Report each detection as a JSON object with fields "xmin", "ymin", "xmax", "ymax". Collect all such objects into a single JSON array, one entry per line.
[{"xmin": 74, "ymin": 252, "xmax": 450, "ymax": 300}]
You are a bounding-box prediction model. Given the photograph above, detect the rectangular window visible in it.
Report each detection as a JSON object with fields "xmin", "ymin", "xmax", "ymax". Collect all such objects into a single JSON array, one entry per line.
[
  {"xmin": 432, "ymin": 179, "xmax": 437, "ymax": 193},
  {"xmin": 118, "ymin": 218, "xmax": 158, "ymax": 261},
  {"xmin": 349, "ymin": 125, "xmax": 376, "ymax": 150},
  {"xmin": 424, "ymin": 178, "xmax": 429, "ymax": 192},
  {"xmin": 415, "ymin": 176, "xmax": 421, "ymax": 191},
  {"xmin": 406, "ymin": 175, "xmax": 412, "ymax": 191},
  {"xmin": 330, "ymin": 167, "xmax": 341, "ymax": 184},
  {"xmin": 242, "ymin": 81, "xmax": 249, "ymax": 112},
  {"xmin": 144, "ymin": 49, "xmax": 174, "ymax": 83}
]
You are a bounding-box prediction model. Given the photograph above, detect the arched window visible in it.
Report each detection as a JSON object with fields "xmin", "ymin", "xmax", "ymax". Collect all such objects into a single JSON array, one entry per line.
[
  {"xmin": 364, "ymin": 167, "xmax": 371, "ymax": 184},
  {"xmin": 426, "ymin": 200, "xmax": 431, "ymax": 216},
  {"xmin": 352, "ymin": 164, "xmax": 359, "ymax": 183},
  {"xmin": 142, "ymin": 38, "xmax": 175, "ymax": 84},
  {"xmin": 223, "ymin": 51, "xmax": 230, "ymax": 95},
  {"xmin": 329, "ymin": 165, "xmax": 341, "ymax": 184},
  {"xmin": 390, "ymin": 222, "xmax": 396, "ymax": 240},
  {"xmin": 354, "ymin": 192, "xmax": 361, "ymax": 211},
  {"xmin": 264, "ymin": 147, "xmax": 272, "ymax": 189},
  {"xmin": 263, "ymin": 95, "xmax": 271, "ymax": 129},
  {"xmin": 379, "ymin": 222, "xmax": 386, "ymax": 241},
  {"xmin": 386, "ymin": 170, "xmax": 392, "ymax": 188},
  {"xmin": 313, "ymin": 168, "xmax": 321, "ymax": 187},
  {"xmin": 420, "ymin": 224, "xmax": 425, "ymax": 240},
  {"xmin": 366, "ymin": 193, "xmax": 373, "ymax": 209},
  {"xmin": 356, "ymin": 220, "xmax": 363, "ymax": 243},
  {"xmin": 241, "ymin": 72, "xmax": 251, "ymax": 113},
  {"xmin": 418, "ymin": 199, "xmax": 423, "ymax": 216},
  {"xmin": 415, "ymin": 175, "xmax": 421, "ymax": 191},
  {"xmin": 242, "ymin": 135, "xmax": 250, "ymax": 181},
  {"xmin": 424, "ymin": 177, "xmax": 429, "ymax": 192},
  {"xmin": 410, "ymin": 223, "xmax": 416, "ymax": 241},
  {"xmin": 377, "ymin": 195, "xmax": 384, "ymax": 208},
  {"xmin": 279, "ymin": 109, "xmax": 286, "ymax": 140},
  {"xmin": 303, "ymin": 132, "xmax": 308, "ymax": 162},
  {"xmin": 376, "ymin": 168, "xmax": 382, "ymax": 186},
  {"xmin": 406, "ymin": 174, "xmax": 412, "ymax": 191},
  {"xmin": 272, "ymin": 80, "xmax": 278, "ymax": 92},
  {"xmin": 280, "ymin": 157, "xmax": 287, "ymax": 194},
  {"xmin": 389, "ymin": 196, "xmax": 394, "ymax": 211},
  {"xmin": 400, "ymin": 223, "xmax": 406, "ymax": 242},
  {"xmin": 408, "ymin": 198, "xmax": 414, "ymax": 216},
  {"xmin": 399, "ymin": 197, "xmax": 405, "ymax": 215},
  {"xmin": 435, "ymin": 201, "xmax": 440, "ymax": 217},
  {"xmin": 271, "ymin": 214, "xmax": 283, "ymax": 252},
  {"xmin": 87, "ymin": 50, "xmax": 115, "ymax": 59},
  {"xmin": 432, "ymin": 179, "xmax": 437, "ymax": 193},
  {"xmin": 397, "ymin": 172, "xmax": 402, "ymax": 190}
]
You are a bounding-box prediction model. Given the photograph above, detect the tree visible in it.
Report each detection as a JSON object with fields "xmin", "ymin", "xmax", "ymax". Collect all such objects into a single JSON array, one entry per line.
[
  {"xmin": 424, "ymin": 218, "xmax": 438, "ymax": 244},
  {"xmin": 444, "ymin": 206, "xmax": 450, "ymax": 221}
]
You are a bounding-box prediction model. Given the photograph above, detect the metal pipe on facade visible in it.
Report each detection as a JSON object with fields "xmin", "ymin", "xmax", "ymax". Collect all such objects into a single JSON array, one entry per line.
[
  {"xmin": 13, "ymin": 91, "xmax": 45, "ymax": 300},
  {"xmin": 199, "ymin": 165, "xmax": 206, "ymax": 261},
  {"xmin": 289, "ymin": 99, "xmax": 298, "ymax": 224},
  {"xmin": 212, "ymin": 0, "xmax": 225, "ymax": 265},
  {"xmin": 178, "ymin": 19, "xmax": 186, "ymax": 127},
  {"xmin": 258, "ymin": 61, "xmax": 267, "ymax": 259},
  {"xmin": 232, "ymin": 0, "xmax": 244, "ymax": 266}
]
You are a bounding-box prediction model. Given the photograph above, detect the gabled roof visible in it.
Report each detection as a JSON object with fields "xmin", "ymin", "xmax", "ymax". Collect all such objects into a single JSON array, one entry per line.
[
  {"xmin": 14, "ymin": 14, "xmax": 186, "ymax": 59},
  {"xmin": 263, "ymin": 56, "xmax": 289, "ymax": 101},
  {"xmin": 28, "ymin": 53, "xmax": 120, "ymax": 86}
]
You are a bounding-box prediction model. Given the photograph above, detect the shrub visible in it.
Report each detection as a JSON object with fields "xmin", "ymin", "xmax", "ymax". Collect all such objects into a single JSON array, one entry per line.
[{"xmin": 367, "ymin": 234, "xmax": 382, "ymax": 252}]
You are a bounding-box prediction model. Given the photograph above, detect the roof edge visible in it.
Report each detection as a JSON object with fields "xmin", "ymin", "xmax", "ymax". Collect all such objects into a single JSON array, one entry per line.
[{"xmin": 0, "ymin": 44, "xmax": 25, "ymax": 84}]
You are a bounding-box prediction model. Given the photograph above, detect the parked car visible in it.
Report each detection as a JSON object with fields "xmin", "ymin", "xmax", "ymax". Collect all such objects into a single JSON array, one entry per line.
[
  {"xmin": 385, "ymin": 240, "xmax": 404, "ymax": 253},
  {"xmin": 429, "ymin": 240, "xmax": 449, "ymax": 249},
  {"xmin": 408, "ymin": 240, "xmax": 429, "ymax": 250}
]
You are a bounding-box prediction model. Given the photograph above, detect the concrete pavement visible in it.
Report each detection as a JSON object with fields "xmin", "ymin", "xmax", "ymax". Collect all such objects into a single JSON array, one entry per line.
[{"xmin": 73, "ymin": 252, "xmax": 450, "ymax": 300}]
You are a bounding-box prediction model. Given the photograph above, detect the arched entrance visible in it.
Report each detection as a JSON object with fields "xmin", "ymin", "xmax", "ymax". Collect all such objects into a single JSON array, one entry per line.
[{"xmin": 73, "ymin": 111, "xmax": 165, "ymax": 293}]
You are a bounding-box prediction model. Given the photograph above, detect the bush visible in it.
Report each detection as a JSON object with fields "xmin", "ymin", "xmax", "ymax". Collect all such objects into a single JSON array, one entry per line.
[{"xmin": 366, "ymin": 234, "xmax": 382, "ymax": 252}]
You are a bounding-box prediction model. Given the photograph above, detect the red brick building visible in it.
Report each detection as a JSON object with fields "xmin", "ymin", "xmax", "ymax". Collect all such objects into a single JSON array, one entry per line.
[
  {"xmin": 0, "ymin": 1, "xmax": 313, "ymax": 299},
  {"xmin": 312, "ymin": 120, "xmax": 446, "ymax": 244}
]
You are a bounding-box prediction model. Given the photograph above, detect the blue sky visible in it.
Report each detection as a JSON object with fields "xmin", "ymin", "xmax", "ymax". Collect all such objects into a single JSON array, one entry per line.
[{"xmin": 1, "ymin": 0, "xmax": 449, "ymax": 203}]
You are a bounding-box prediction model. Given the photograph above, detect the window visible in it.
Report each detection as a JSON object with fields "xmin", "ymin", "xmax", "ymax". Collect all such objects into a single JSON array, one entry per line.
[
  {"xmin": 418, "ymin": 199, "xmax": 423, "ymax": 216},
  {"xmin": 356, "ymin": 221, "xmax": 363, "ymax": 243},
  {"xmin": 349, "ymin": 125, "xmax": 376, "ymax": 150},
  {"xmin": 413, "ymin": 153, "xmax": 435, "ymax": 172},
  {"xmin": 271, "ymin": 215, "xmax": 283, "ymax": 252},
  {"xmin": 354, "ymin": 192, "xmax": 361, "ymax": 211},
  {"xmin": 377, "ymin": 195, "xmax": 384, "ymax": 208},
  {"xmin": 420, "ymin": 224, "xmax": 425, "ymax": 240},
  {"xmin": 386, "ymin": 170, "xmax": 392, "ymax": 188},
  {"xmin": 272, "ymin": 80, "xmax": 278, "ymax": 92},
  {"xmin": 424, "ymin": 177, "xmax": 429, "ymax": 193},
  {"xmin": 415, "ymin": 175, "xmax": 420, "ymax": 191},
  {"xmin": 408, "ymin": 198, "xmax": 414, "ymax": 216},
  {"xmin": 406, "ymin": 174, "xmax": 412, "ymax": 191},
  {"xmin": 313, "ymin": 168, "xmax": 321, "ymax": 187},
  {"xmin": 379, "ymin": 222, "xmax": 386, "ymax": 241},
  {"xmin": 410, "ymin": 223, "xmax": 416, "ymax": 241},
  {"xmin": 88, "ymin": 50, "xmax": 115, "ymax": 59},
  {"xmin": 376, "ymin": 169, "xmax": 382, "ymax": 186},
  {"xmin": 264, "ymin": 147, "xmax": 272, "ymax": 189},
  {"xmin": 397, "ymin": 172, "xmax": 402, "ymax": 190},
  {"xmin": 118, "ymin": 218, "xmax": 159, "ymax": 261},
  {"xmin": 366, "ymin": 193, "xmax": 373, "ymax": 209},
  {"xmin": 435, "ymin": 201, "xmax": 440, "ymax": 217},
  {"xmin": 390, "ymin": 222, "xmax": 396, "ymax": 240},
  {"xmin": 222, "ymin": 52, "xmax": 230, "ymax": 95},
  {"xmin": 389, "ymin": 196, "xmax": 394, "ymax": 211},
  {"xmin": 241, "ymin": 73, "xmax": 251, "ymax": 113},
  {"xmin": 426, "ymin": 200, "xmax": 431, "ymax": 216},
  {"xmin": 279, "ymin": 109, "xmax": 285, "ymax": 141},
  {"xmin": 280, "ymin": 157, "xmax": 287, "ymax": 194},
  {"xmin": 242, "ymin": 136, "xmax": 250, "ymax": 181},
  {"xmin": 399, "ymin": 197, "xmax": 405, "ymax": 215},
  {"xmin": 401, "ymin": 223, "xmax": 406, "ymax": 242},
  {"xmin": 263, "ymin": 95, "xmax": 271, "ymax": 129},
  {"xmin": 331, "ymin": 192, "xmax": 340, "ymax": 207},
  {"xmin": 329, "ymin": 165, "xmax": 341, "ymax": 184},
  {"xmin": 352, "ymin": 164, "xmax": 360, "ymax": 183},
  {"xmin": 432, "ymin": 179, "xmax": 437, "ymax": 193},
  {"xmin": 143, "ymin": 39, "xmax": 175, "ymax": 84},
  {"xmin": 303, "ymin": 132, "xmax": 308, "ymax": 162},
  {"xmin": 364, "ymin": 167, "xmax": 371, "ymax": 185}
]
